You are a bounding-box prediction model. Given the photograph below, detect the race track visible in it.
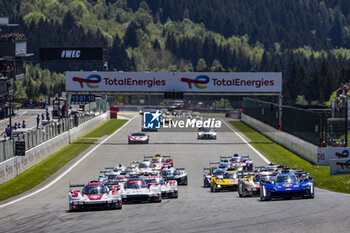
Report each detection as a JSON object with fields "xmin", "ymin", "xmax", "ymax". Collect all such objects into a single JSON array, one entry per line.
[{"xmin": 0, "ymin": 116, "xmax": 350, "ymax": 233}]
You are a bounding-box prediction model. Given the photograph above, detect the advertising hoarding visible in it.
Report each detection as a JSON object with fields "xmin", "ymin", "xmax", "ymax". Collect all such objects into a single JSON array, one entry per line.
[
  {"xmin": 66, "ymin": 72, "xmax": 282, "ymax": 93},
  {"xmin": 316, "ymin": 147, "xmax": 350, "ymax": 165},
  {"xmin": 329, "ymin": 158, "xmax": 350, "ymax": 175}
]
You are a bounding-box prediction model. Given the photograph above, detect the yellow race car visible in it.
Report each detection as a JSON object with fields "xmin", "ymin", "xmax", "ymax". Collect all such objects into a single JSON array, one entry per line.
[{"xmin": 210, "ymin": 170, "xmax": 239, "ymax": 192}]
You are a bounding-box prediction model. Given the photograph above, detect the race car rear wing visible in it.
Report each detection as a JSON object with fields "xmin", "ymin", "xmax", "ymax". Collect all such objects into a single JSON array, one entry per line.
[
  {"xmin": 220, "ymin": 156, "xmax": 231, "ymax": 160},
  {"xmin": 104, "ymin": 167, "xmax": 115, "ymax": 170},
  {"xmin": 203, "ymin": 167, "xmax": 210, "ymax": 171},
  {"xmin": 130, "ymin": 160, "xmax": 140, "ymax": 165},
  {"xmin": 209, "ymin": 162, "xmax": 220, "ymax": 166},
  {"xmin": 176, "ymin": 168, "xmax": 186, "ymax": 170},
  {"xmin": 238, "ymin": 172, "xmax": 255, "ymax": 178},
  {"xmin": 69, "ymin": 184, "xmax": 85, "ymax": 188}
]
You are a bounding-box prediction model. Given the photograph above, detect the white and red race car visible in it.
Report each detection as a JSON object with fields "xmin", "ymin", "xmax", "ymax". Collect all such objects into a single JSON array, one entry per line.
[
  {"xmin": 144, "ymin": 154, "xmax": 174, "ymax": 169},
  {"xmin": 128, "ymin": 132, "xmax": 149, "ymax": 144},
  {"xmin": 69, "ymin": 181, "xmax": 122, "ymax": 211},
  {"xmin": 121, "ymin": 178, "xmax": 162, "ymax": 203},
  {"xmin": 129, "ymin": 160, "xmax": 160, "ymax": 176},
  {"xmin": 141, "ymin": 175, "xmax": 178, "ymax": 198}
]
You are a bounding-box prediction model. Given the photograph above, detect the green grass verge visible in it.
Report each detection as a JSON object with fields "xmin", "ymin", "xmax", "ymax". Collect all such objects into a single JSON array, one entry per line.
[
  {"xmin": 82, "ymin": 119, "xmax": 127, "ymax": 138},
  {"xmin": 230, "ymin": 121, "xmax": 350, "ymax": 194},
  {"xmin": 0, "ymin": 119, "xmax": 127, "ymax": 202}
]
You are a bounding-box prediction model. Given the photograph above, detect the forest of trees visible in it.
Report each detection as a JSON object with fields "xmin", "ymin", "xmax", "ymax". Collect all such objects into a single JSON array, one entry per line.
[{"xmin": 0, "ymin": 0, "xmax": 350, "ymax": 104}]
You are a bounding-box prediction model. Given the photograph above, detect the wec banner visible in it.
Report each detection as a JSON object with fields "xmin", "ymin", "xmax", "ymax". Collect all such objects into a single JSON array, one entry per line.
[{"xmin": 66, "ymin": 72, "xmax": 282, "ymax": 93}]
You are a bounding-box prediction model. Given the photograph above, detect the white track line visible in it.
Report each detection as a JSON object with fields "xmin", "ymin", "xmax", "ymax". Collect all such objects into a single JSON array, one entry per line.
[
  {"xmin": 0, "ymin": 115, "xmax": 137, "ymax": 208},
  {"xmin": 223, "ymin": 120, "xmax": 271, "ymax": 164}
]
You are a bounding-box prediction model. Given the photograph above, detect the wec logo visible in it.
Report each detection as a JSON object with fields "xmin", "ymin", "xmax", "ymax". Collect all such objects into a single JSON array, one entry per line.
[
  {"xmin": 181, "ymin": 75, "xmax": 210, "ymax": 89},
  {"xmin": 72, "ymin": 74, "xmax": 102, "ymax": 89},
  {"xmin": 61, "ymin": 50, "xmax": 80, "ymax": 58}
]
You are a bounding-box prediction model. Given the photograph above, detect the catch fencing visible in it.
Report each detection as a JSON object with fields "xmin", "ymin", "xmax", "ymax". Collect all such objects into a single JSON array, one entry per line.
[{"xmin": 242, "ymin": 98, "xmax": 321, "ymax": 145}]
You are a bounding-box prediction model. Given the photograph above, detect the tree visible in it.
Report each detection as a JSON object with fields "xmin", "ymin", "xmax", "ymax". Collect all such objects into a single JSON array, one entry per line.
[
  {"xmin": 123, "ymin": 21, "xmax": 138, "ymax": 48},
  {"xmin": 196, "ymin": 58, "xmax": 207, "ymax": 71}
]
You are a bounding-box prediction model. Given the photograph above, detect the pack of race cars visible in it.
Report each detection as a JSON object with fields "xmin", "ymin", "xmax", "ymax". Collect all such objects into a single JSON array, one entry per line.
[
  {"xmin": 68, "ymin": 154, "xmax": 188, "ymax": 211},
  {"xmin": 203, "ymin": 154, "xmax": 314, "ymax": 201}
]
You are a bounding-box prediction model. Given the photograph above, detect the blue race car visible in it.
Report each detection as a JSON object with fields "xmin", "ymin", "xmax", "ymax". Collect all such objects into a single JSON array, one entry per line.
[{"xmin": 260, "ymin": 170, "xmax": 314, "ymax": 201}]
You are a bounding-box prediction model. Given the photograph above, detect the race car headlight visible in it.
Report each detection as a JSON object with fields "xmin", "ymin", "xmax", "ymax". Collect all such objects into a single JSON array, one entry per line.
[
  {"xmin": 122, "ymin": 195, "xmax": 127, "ymax": 198},
  {"xmin": 217, "ymin": 184, "xmax": 221, "ymax": 188}
]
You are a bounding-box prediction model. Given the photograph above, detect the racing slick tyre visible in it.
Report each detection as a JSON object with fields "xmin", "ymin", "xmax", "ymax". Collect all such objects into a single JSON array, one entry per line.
[
  {"xmin": 238, "ymin": 184, "xmax": 243, "ymax": 197},
  {"xmin": 260, "ymin": 185, "xmax": 271, "ymax": 201},
  {"xmin": 128, "ymin": 140, "xmax": 131, "ymax": 144}
]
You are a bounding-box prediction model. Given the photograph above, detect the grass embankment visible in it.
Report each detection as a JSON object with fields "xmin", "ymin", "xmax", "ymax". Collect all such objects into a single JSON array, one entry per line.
[
  {"xmin": 230, "ymin": 121, "xmax": 350, "ymax": 194},
  {"xmin": 0, "ymin": 119, "xmax": 127, "ymax": 202}
]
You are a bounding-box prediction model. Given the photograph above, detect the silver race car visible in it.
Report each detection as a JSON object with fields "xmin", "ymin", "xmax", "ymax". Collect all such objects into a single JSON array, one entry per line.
[
  {"xmin": 197, "ymin": 127, "xmax": 217, "ymax": 140},
  {"xmin": 162, "ymin": 166, "xmax": 188, "ymax": 185},
  {"xmin": 121, "ymin": 178, "xmax": 162, "ymax": 203}
]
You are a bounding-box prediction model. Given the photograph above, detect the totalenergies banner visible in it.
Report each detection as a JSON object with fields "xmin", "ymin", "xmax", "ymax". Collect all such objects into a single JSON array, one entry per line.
[
  {"xmin": 317, "ymin": 147, "xmax": 350, "ymax": 165},
  {"xmin": 329, "ymin": 158, "xmax": 350, "ymax": 176},
  {"xmin": 66, "ymin": 72, "xmax": 282, "ymax": 93}
]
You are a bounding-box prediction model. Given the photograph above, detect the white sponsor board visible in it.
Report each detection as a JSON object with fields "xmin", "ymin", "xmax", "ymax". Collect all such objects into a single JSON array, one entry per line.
[
  {"xmin": 329, "ymin": 158, "xmax": 350, "ymax": 175},
  {"xmin": 316, "ymin": 147, "xmax": 350, "ymax": 165},
  {"xmin": 0, "ymin": 113, "xmax": 109, "ymax": 184},
  {"xmin": 66, "ymin": 72, "xmax": 282, "ymax": 93}
]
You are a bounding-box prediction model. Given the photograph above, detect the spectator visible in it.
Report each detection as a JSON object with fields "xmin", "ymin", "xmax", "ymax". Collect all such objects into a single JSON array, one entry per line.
[
  {"xmin": 42, "ymin": 112, "xmax": 45, "ymax": 121},
  {"xmin": 46, "ymin": 109, "xmax": 50, "ymax": 121},
  {"xmin": 13, "ymin": 123, "xmax": 17, "ymax": 130},
  {"xmin": 5, "ymin": 125, "xmax": 10, "ymax": 137},
  {"xmin": 17, "ymin": 123, "xmax": 21, "ymax": 129},
  {"xmin": 37, "ymin": 115, "xmax": 40, "ymax": 128},
  {"xmin": 22, "ymin": 120, "xmax": 26, "ymax": 128}
]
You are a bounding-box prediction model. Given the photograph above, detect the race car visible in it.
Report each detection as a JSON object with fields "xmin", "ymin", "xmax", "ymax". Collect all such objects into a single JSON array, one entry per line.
[
  {"xmin": 69, "ymin": 181, "xmax": 122, "ymax": 211},
  {"xmin": 102, "ymin": 172, "xmax": 129, "ymax": 188},
  {"xmin": 128, "ymin": 132, "xmax": 149, "ymax": 144},
  {"xmin": 98, "ymin": 170, "xmax": 112, "ymax": 183},
  {"xmin": 191, "ymin": 112, "xmax": 203, "ymax": 121},
  {"xmin": 210, "ymin": 170, "xmax": 239, "ymax": 192},
  {"xmin": 162, "ymin": 114, "xmax": 174, "ymax": 124},
  {"xmin": 142, "ymin": 175, "xmax": 178, "ymax": 198},
  {"xmin": 197, "ymin": 127, "xmax": 217, "ymax": 140},
  {"xmin": 238, "ymin": 172, "xmax": 275, "ymax": 197},
  {"xmin": 162, "ymin": 166, "xmax": 188, "ymax": 185},
  {"xmin": 222, "ymin": 154, "xmax": 253, "ymax": 171},
  {"xmin": 129, "ymin": 160, "xmax": 159, "ymax": 175},
  {"xmin": 105, "ymin": 164, "xmax": 128, "ymax": 175},
  {"xmin": 145, "ymin": 154, "xmax": 174, "ymax": 169},
  {"xmin": 121, "ymin": 178, "xmax": 162, "ymax": 203},
  {"xmin": 260, "ymin": 170, "xmax": 314, "ymax": 201},
  {"xmin": 203, "ymin": 162, "xmax": 221, "ymax": 187}
]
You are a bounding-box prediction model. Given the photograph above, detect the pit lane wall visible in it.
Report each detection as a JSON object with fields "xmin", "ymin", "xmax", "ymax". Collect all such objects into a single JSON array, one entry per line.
[
  {"xmin": 0, "ymin": 112, "xmax": 110, "ymax": 184},
  {"xmin": 241, "ymin": 113, "xmax": 318, "ymax": 164}
]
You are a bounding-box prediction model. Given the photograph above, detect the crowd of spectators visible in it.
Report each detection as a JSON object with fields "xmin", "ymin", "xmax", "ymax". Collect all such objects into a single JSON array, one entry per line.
[
  {"xmin": 0, "ymin": 32, "xmax": 26, "ymax": 42},
  {"xmin": 335, "ymin": 82, "xmax": 350, "ymax": 107}
]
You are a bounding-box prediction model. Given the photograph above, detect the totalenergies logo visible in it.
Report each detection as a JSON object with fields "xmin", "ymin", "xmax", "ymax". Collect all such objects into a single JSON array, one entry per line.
[
  {"xmin": 335, "ymin": 150, "xmax": 349, "ymax": 159},
  {"xmin": 336, "ymin": 160, "xmax": 350, "ymax": 169},
  {"xmin": 181, "ymin": 75, "xmax": 210, "ymax": 89},
  {"xmin": 73, "ymin": 74, "xmax": 102, "ymax": 89}
]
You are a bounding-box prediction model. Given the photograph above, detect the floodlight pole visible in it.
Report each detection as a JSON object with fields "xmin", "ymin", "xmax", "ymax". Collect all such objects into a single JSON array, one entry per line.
[
  {"xmin": 345, "ymin": 96, "xmax": 348, "ymax": 147},
  {"xmin": 278, "ymin": 93, "xmax": 282, "ymax": 130}
]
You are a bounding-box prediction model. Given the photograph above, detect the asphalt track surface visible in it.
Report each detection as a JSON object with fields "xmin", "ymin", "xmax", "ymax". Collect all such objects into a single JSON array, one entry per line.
[{"xmin": 0, "ymin": 116, "xmax": 350, "ymax": 233}]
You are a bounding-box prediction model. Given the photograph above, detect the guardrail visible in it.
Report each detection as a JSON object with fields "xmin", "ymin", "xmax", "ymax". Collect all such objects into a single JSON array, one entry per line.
[
  {"xmin": 0, "ymin": 112, "xmax": 102, "ymax": 162},
  {"xmin": 0, "ymin": 111, "xmax": 110, "ymax": 184}
]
